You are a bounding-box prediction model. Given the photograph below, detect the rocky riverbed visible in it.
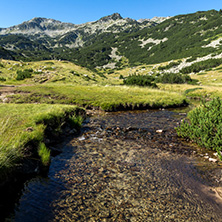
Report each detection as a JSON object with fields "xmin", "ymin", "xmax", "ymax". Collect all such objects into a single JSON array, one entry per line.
[{"xmin": 10, "ymin": 109, "xmax": 222, "ymax": 221}]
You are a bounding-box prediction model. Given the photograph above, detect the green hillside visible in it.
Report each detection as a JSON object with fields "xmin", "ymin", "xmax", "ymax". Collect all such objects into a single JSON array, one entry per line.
[{"xmin": 1, "ymin": 10, "xmax": 222, "ymax": 70}]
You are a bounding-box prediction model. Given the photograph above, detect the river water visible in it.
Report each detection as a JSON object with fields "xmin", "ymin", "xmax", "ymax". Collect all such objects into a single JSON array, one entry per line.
[{"xmin": 7, "ymin": 109, "xmax": 222, "ymax": 221}]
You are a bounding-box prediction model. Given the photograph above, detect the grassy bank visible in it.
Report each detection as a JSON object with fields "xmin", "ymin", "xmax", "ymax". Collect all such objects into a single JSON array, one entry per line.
[
  {"xmin": 0, "ymin": 104, "xmax": 85, "ymax": 181},
  {"xmin": 158, "ymin": 84, "xmax": 222, "ymax": 100},
  {"xmin": 8, "ymin": 84, "xmax": 187, "ymax": 111}
]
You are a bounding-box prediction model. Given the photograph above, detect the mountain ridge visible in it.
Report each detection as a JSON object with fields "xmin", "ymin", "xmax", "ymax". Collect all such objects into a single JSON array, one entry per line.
[
  {"xmin": 1, "ymin": 10, "xmax": 222, "ymax": 71},
  {"xmin": 0, "ymin": 13, "xmax": 169, "ymax": 38}
]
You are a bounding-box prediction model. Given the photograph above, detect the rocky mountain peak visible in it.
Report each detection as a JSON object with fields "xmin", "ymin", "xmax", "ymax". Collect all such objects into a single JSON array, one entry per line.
[
  {"xmin": 99, "ymin": 13, "xmax": 123, "ymax": 22},
  {"xmin": 29, "ymin": 17, "xmax": 48, "ymax": 24},
  {"xmin": 24, "ymin": 17, "xmax": 75, "ymax": 30},
  {"xmin": 0, "ymin": 17, "xmax": 76, "ymax": 37}
]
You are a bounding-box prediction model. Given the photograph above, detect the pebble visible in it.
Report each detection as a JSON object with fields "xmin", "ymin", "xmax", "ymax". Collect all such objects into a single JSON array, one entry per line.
[
  {"xmin": 78, "ymin": 136, "xmax": 86, "ymax": 141},
  {"xmin": 156, "ymin": 129, "xmax": 163, "ymax": 133},
  {"xmin": 209, "ymin": 158, "xmax": 218, "ymax": 163}
]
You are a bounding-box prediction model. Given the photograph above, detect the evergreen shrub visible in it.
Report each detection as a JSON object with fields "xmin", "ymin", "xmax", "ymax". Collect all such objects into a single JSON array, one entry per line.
[
  {"xmin": 181, "ymin": 58, "xmax": 222, "ymax": 74},
  {"xmin": 156, "ymin": 73, "xmax": 196, "ymax": 84},
  {"xmin": 0, "ymin": 77, "xmax": 6, "ymax": 81},
  {"xmin": 123, "ymin": 74, "xmax": 157, "ymax": 88},
  {"xmin": 176, "ymin": 97, "xmax": 222, "ymax": 158},
  {"xmin": 16, "ymin": 69, "xmax": 33, "ymax": 80}
]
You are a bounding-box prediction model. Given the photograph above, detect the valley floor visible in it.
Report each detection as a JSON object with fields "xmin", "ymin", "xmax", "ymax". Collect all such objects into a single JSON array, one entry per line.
[{"xmin": 0, "ymin": 59, "xmax": 222, "ymax": 220}]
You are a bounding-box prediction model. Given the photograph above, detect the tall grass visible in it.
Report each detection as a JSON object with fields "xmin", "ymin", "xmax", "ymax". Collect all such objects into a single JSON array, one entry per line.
[
  {"xmin": 0, "ymin": 104, "xmax": 85, "ymax": 180},
  {"xmin": 158, "ymin": 84, "xmax": 222, "ymax": 99},
  {"xmin": 38, "ymin": 142, "xmax": 51, "ymax": 166}
]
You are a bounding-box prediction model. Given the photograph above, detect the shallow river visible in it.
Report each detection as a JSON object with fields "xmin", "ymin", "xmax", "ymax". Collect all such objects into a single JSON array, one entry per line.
[{"xmin": 7, "ymin": 109, "xmax": 222, "ymax": 221}]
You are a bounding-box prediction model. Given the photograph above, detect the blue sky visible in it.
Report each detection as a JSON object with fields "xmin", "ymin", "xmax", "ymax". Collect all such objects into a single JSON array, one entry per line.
[{"xmin": 0, "ymin": 0, "xmax": 221, "ymax": 27}]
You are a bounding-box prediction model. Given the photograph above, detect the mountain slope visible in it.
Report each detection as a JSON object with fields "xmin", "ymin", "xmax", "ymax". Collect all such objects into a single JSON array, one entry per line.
[
  {"xmin": 0, "ymin": 13, "xmax": 166, "ymax": 63},
  {"xmin": 0, "ymin": 13, "xmax": 167, "ymax": 62},
  {"xmin": 0, "ymin": 46, "xmax": 14, "ymax": 60},
  {"xmin": 56, "ymin": 10, "xmax": 222, "ymax": 69},
  {"xmin": 1, "ymin": 10, "xmax": 222, "ymax": 70},
  {"xmin": 116, "ymin": 10, "xmax": 222, "ymax": 65}
]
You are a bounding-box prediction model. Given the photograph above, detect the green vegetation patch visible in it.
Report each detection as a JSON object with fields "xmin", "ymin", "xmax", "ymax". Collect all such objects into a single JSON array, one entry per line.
[
  {"xmin": 8, "ymin": 84, "xmax": 187, "ymax": 111},
  {"xmin": 38, "ymin": 142, "xmax": 51, "ymax": 166},
  {"xmin": 0, "ymin": 77, "xmax": 6, "ymax": 82},
  {"xmin": 16, "ymin": 69, "xmax": 33, "ymax": 80},
  {"xmin": 0, "ymin": 103, "xmax": 85, "ymax": 180},
  {"xmin": 156, "ymin": 73, "xmax": 198, "ymax": 84},
  {"xmin": 184, "ymin": 87, "xmax": 203, "ymax": 95},
  {"xmin": 176, "ymin": 97, "xmax": 222, "ymax": 158},
  {"xmin": 123, "ymin": 74, "xmax": 157, "ymax": 88},
  {"xmin": 181, "ymin": 58, "xmax": 222, "ymax": 74},
  {"xmin": 158, "ymin": 60, "xmax": 182, "ymax": 71}
]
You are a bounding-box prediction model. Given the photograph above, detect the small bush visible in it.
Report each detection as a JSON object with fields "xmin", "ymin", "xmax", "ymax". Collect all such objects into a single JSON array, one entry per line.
[
  {"xmin": 107, "ymin": 70, "xmax": 114, "ymax": 74},
  {"xmin": 97, "ymin": 72, "xmax": 107, "ymax": 78},
  {"xmin": 123, "ymin": 74, "xmax": 157, "ymax": 88},
  {"xmin": 156, "ymin": 73, "xmax": 195, "ymax": 84},
  {"xmin": 16, "ymin": 69, "xmax": 33, "ymax": 80},
  {"xmin": 119, "ymin": 74, "xmax": 124, "ymax": 79},
  {"xmin": 186, "ymin": 57, "xmax": 196, "ymax": 63},
  {"xmin": 0, "ymin": 77, "xmax": 6, "ymax": 82},
  {"xmin": 176, "ymin": 97, "xmax": 222, "ymax": 158},
  {"xmin": 45, "ymin": 62, "xmax": 54, "ymax": 65}
]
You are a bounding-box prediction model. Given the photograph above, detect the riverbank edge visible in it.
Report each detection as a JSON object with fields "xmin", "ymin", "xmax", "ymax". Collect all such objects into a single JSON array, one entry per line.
[
  {"xmin": 0, "ymin": 106, "xmax": 86, "ymax": 189},
  {"xmin": 76, "ymin": 98, "xmax": 189, "ymax": 112}
]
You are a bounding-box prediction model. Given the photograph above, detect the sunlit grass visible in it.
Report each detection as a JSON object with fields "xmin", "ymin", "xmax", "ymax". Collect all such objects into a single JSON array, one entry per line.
[
  {"xmin": 9, "ymin": 83, "xmax": 187, "ymax": 111},
  {"xmin": 0, "ymin": 59, "xmax": 104, "ymax": 85},
  {"xmin": 0, "ymin": 103, "xmax": 84, "ymax": 180},
  {"xmin": 158, "ymin": 83, "xmax": 222, "ymax": 99}
]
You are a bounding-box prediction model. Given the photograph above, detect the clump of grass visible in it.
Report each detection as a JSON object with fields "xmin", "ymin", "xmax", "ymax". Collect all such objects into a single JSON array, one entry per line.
[
  {"xmin": 38, "ymin": 142, "xmax": 50, "ymax": 166},
  {"xmin": 184, "ymin": 87, "xmax": 203, "ymax": 95},
  {"xmin": 176, "ymin": 97, "xmax": 222, "ymax": 159},
  {"xmin": 68, "ymin": 115, "xmax": 84, "ymax": 131}
]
